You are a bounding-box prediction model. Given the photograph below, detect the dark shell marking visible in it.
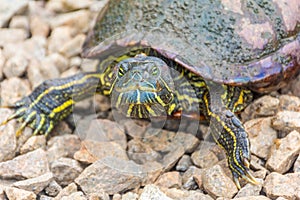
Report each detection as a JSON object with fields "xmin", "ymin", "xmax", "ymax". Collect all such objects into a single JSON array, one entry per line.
[{"xmin": 83, "ymin": 0, "xmax": 300, "ymax": 93}]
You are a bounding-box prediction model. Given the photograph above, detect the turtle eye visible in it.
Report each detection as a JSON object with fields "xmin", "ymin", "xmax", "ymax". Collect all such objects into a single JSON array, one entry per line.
[{"xmin": 151, "ymin": 66, "xmax": 159, "ymax": 76}]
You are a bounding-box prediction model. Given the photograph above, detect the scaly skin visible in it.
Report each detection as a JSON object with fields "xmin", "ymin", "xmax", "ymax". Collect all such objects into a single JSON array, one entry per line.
[{"xmin": 2, "ymin": 53, "xmax": 257, "ymax": 188}]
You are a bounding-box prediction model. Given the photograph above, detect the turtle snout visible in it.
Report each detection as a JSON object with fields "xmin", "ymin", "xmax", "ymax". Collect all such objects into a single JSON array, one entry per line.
[
  {"xmin": 131, "ymin": 70, "xmax": 143, "ymax": 82},
  {"xmin": 131, "ymin": 70, "xmax": 151, "ymax": 82}
]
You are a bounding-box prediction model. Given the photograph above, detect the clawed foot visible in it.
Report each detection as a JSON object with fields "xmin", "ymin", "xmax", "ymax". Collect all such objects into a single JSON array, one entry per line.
[
  {"xmin": 228, "ymin": 148, "xmax": 259, "ymax": 189},
  {"xmin": 209, "ymin": 109, "xmax": 259, "ymax": 189},
  {"xmin": 1, "ymin": 96, "xmax": 55, "ymax": 137}
]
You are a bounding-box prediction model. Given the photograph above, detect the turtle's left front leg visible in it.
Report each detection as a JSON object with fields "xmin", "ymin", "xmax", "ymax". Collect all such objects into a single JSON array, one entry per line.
[
  {"xmin": 205, "ymin": 82, "xmax": 258, "ymax": 189},
  {"xmin": 208, "ymin": 108, "xmax": 258, "ymax": 189},
  {"xmin": 1, "ymin": 72, "xmax": 104, "ymax": 136}
]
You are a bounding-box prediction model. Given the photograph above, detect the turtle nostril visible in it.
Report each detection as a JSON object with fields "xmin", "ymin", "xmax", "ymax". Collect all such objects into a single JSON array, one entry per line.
[{"xmin": 132, "ymin": 71, "xmax": 142, "ymax": 81}]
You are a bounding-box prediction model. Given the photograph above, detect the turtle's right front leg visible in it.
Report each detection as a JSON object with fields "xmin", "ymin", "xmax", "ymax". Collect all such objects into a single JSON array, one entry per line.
[{"xmin": 1, "ymin": 72, "xmax": 104, "ymax": 136}]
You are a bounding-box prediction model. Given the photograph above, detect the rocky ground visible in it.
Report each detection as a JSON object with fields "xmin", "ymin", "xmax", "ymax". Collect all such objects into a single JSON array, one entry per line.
[{"xmin": 0, "ymin": 0, "xmax": 300, "ymax": 200}]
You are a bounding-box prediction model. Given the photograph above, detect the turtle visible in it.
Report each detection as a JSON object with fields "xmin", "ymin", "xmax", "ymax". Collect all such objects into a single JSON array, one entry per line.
[{"xmin": 2, "ymin": 0, "xmax": 300, "ymax": 189}]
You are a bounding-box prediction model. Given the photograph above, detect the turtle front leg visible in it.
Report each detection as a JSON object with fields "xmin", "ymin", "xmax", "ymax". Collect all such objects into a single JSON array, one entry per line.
[
  {"xmin": 1, "ymin": 72, "xmax": 105, "ymax": 136},
  {"xmin": 204, "ymin": 82, "xmax": 258, "ymax": 188},
  {"xmin": 209, "ymin": 108, "xmax": 258, "ymax": 189}
]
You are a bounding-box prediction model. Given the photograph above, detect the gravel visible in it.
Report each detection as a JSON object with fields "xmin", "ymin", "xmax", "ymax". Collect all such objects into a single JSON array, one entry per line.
[{"xmin": 0, "ymin": 0, "xmax": 299, "ymax": 199}]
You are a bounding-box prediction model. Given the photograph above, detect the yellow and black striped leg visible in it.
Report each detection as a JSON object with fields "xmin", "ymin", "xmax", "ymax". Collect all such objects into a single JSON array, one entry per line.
[
  {"xmin": 1, "ymin": 72, "xmax": 104, "ymax": 136},
  {"xmin": 209, "ymin": 109, "xmax": 258, "ymax": 189},
  {"xmin": 204, "ymin": 82, "xmax": 258, "ymax": 188}
]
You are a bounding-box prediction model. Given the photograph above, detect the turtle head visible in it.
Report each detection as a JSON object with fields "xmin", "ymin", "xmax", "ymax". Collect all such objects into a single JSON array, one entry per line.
[{"xmin": 111, "ymin": 54, "xmax": 175, "ymax": 118}]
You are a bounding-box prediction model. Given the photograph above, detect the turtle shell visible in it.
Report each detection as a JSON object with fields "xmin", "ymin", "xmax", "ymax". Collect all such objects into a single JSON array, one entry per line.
[{"xmin": 82, "ymin": 0, "xmax": 300, "ymax": 93}]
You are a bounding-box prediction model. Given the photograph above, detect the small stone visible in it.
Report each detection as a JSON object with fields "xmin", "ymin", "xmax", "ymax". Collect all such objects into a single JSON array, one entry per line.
[
  {"xmin": 61, "ymin": 0, "xmax": 93, "ymax": 11},
  {"xmin": 127, "ymin": 139, "xmax": 161, "ymax": 164},
  {"xmin": 266, "ymin": 130, "xmax": 300, "ymax": 173},
  {"xmin": 250, "ymin": 155, "xmax": 266, "ymax": 171},
  {"xmin": 59, "ymin": 34, "xmax": 86, "ymax": 58},
  {"xmin": 241, "ymin": 95, "xmax": 279, "ymax": 121},
  {"xmin": 45, "ymin": 0, "xmax": 65, "ymax": 13},
  {"xmin": 182, "ymin": 166, "xmax": 203, "ymax": 190},
  {"xmin": 48, "ymin": 26, "xmax": 72, "ymax": 54},
  {"xmin": 80, "ymin": 58, "xmax": 99, "ymax": 72},
  {"xmin": 0, "ymin": 148, "xmax": 49, "ymax": 179},
  {"xmin": 46, "ymin": 134, "xmax": 81, "ymax": 163},
  {"xmin": 89, "ymin": 0, "xmax": 109, "ymax": 13},
  {"xmin": 30, "ymin": 15, "xmax": 50, "ymax": 37},
  {"xmin": 51, "ymin": 121, "xmax": 73, "ymax": 136},
  {"xmin": 290, "ymin": 75, "xmax": 300, "ymax": 98},
  {"xmin": 294, "ymin": 155, "xmax": 300, "ymax": 172},
  {"xmin": 183, "ymin": 190, "xmax": 213, "ymax": 200},
  {"xmin": 39, "ymin": 195, "xmax": 54, "ymax": 200},
  {"xmin": 45, "ymin": 180, "xmax": 62, "ymax": 197},
  {"xmin": 3, "ymin": 55, "xmax": 28, "ymax": 78},
  {"xmin": 88, "ymin": 191, "xmax": 110, "ymax": 200},
  {"xmin": 184, "ymin": 191, "xmax": 214, "ymax": 200},
  {"xmin": 278, "ymin": 95, "xmax": 300, "ymax": 112},
  {"xmin": 75, "ymin": 157, "xmax": 144, "ymax": 195},
  {"xmin": 60, "ymin": 66, "xmax": 80, "ymax": 78},
  {"xmin": 272, "ymin": 111, "xmax": 300, "ymax": 134},
  {"xmin": 191, "ymin": 143, "xmax": 219, "ymax": 168},
  {"xmin": 0, "ymin": 50, "xmax": 5, "ymax": 80},
  {"xmin": 160, "ymin": 188, "xmax": 190, "ymax": 200},
  {"xmin": 94, "ymin": 95, "xmax": 111, "ymax": 113},
  {"xmin": 140, "ymin": 161, "xmax": 163, "ymax": 185},
  {"xmin": 253, "ymin": 169, "xmax": 268, "ymax": 180},
  {"xmin": 0, "ymin": 0, "xmax": 29, "ymax": 28},
  {"xmin": 176, "ymin": 155, "xmax": 192, "ymax": 172},
  {"xmin": 161, "ymin": 144, "xmax": 185, "ymax": 172},
  {"xmin": 46, "ymin": 53, "xmax": 69, "ymax": 73},
  {"xmin": 9, "ymin": 15, "xmax": 29, "ymax": 32},
  {"xmin": 61, "ymin": 191, "xmax": 87, "ymax": 200},
  {"xmin": 4, "ymin": 187, "xmax": 36, "ymax": 200},
  {"xmin": 27, "ymin": 59, "xmax": 45, "ymax": 88},
  {"xmin": 139, "ymin": 184, "xmax": 173, "ymax": 200},
  {"xmin": 173, "ymin": 132, "xmax": 200, "ymax": 153},
  {"xmin": 73, "ymin": 141, "xmax": 98, "ymax": 164},
  {"xmin": 122, "ymin": 119, "xmax": 148, "ymax": 139},
  {"xmin": 39, "ymin": 57, "xmax": 61, "ymax": 79},
  {"xmin": 234, "ymin": 196, "xmax": 271, "ymax": 200},
  {"xmin": 20, "ymin": 135, "xmax": 46, "ymax": 154},
  {"xmin": 3, "ymin": 35, "xmax": 46, "ymax": 61},
  {"xmin": 142, "ymin": 129, "xmax": 176, "ymax": 152},
  {"xmin": 235, "ymin": 178, "xmax": 263, "ymax": 197},
  {"xmin": 131, "ymin": 128, "xmax": 185, "ymax": 172},
  {"xmin": 15, "ymin": 127, "xmax": 33, "ymax": 154},
  {"xmin": 49, "ymin": 10, "xmax": 90, "ymax": 35},
  {"xmin": 77, "ymin": 119, "xmax": 126, "ymax": 149},
  {"xmin": 51, "ymin": 157, "xmax": 83, "ymax": 187},
  {"xmin": 0, "ymin": 28, "xmax": 27, "ymax": 47},
  {"xmin": 70, "ymin": 56, "xmax": 82, "ymax": 68},
  {"xmin": 202, "ymin": 165, "xmax": 238, "ymax": 198},
  {"xmin": 112, "ymin": 194, "xmax": 121, "ymax": 200},
  {"xmin": 121, "ymin": 192, "xmax": 139, "ymax": 200},
  {"xmin": 155, "ymin": 172, "xmax": 182, "ymax": 189},
  {"xmin": 244, "ymin": 117, "xmax": 277, "ymax": 159},
  {"xmin": 54, "ymin": 183, "xmax": 78, "ymax": 200},
  {"xmin": 263, "ymin": 172, "xmax": 300, "ymax": 199},
  {"xmin": 0, "ymin": 77, "xmax": 31, "ymax": 106},
  {"xmin": 13, "ymin": 172, "xmax": 54, "ymax": 194},
  {"xmin": 275, "ymin": 197, "xmax": 289, "ymax": 200},
  {"xmin": 0, "ymin": 109, "xmax": 17, "ymax": 162}
]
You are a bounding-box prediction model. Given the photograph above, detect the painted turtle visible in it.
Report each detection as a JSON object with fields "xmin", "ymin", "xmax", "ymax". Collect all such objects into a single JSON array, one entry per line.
[{"xmin": 2, "ymin": 0, "xmax": 300, "ymax": 189}]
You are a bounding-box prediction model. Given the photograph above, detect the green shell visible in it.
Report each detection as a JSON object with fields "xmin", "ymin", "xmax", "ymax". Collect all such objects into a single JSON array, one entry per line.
[{"xmin": 82, "ymin": 0, "xmax": 300, "ymax": 93}]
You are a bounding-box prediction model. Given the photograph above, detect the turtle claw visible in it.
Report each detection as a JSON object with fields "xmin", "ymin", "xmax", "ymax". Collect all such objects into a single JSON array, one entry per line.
[
  {"xmin": 1, "ymin": 96, "xmax": 56, "ymax": 137},
  {"xmin": 233, "ymin": 174, "xmax": 241, "ymax": 190},
  {"xmin": 232, "ymin": 166, "xmax": 258, "ymax": 189},
  {"xmin": 228, "ymin": 152, "xmax": 258, "ymax": 189}
]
